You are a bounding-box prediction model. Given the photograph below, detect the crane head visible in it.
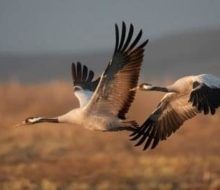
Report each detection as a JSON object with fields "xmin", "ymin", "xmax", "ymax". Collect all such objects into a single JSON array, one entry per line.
[
  {"xmin": 24, "ymin": 117, "xmax": 42, "ymax": 124},
  {"xmin": 14, "ymin": 116, "xmax": 42, "ymax": 127},
  {"xmin": 139, "ymin": 83, "xmax": 153, "ymax": 90},
  {"xmin": 130, "ymin": 83, "xmax": 152, "ymax": 91}
]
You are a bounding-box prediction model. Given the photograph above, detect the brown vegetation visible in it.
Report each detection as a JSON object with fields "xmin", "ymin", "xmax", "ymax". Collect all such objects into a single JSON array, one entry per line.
[{"xmin": 0, "ymin": 81, "xmax": 220, "ymax": 190}]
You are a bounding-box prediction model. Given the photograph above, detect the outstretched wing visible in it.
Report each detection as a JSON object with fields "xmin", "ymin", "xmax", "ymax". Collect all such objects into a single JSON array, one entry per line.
[
  {"xmin": 85, "ymin": 22, "xmax": 148, "ymax": 119},
  {"xmin": 130, "ymin": 93, "xmax": 198, "ymax": 150},
  {"xmin": 71, "ymin": 62, "xmax": 100, "ymax": 91},
  {"xmin": 189, "ymin": 81, "xmax": 220, "ymax": 115}
]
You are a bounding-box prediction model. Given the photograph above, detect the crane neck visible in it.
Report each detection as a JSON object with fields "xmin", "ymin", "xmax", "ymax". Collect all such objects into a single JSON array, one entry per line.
[
  {"xmin": 57, "ymin": 108, "xmax": 81, "ymax": 124},
  {"xmin": 26, "ymin": 109, "xmax": 81, "ymax": 125},
  {"xmin": 38, "ymin": 118, "xmax": 59, "ymax": 123},
  {"xmin": 24, "ymin": 116, "xmax": 59, "ymax": 125},
  {"xmin": 150, "ymin": 86, "xmax": 169, "ymax": 92}
]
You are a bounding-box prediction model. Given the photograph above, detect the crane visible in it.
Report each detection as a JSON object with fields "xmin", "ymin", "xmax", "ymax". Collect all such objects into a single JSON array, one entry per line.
[
  {"xmin": 130, "ymin": 74, "xmax": 220, "ymax": 150},
  {"xmin": 21, "ymin": 22, "xmax": 149, "ymax": 135}
]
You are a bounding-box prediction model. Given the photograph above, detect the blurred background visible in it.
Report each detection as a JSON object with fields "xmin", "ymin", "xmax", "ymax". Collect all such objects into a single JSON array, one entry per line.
[{"xmin": 0, "ymin": 0, "xmax": 220, "ymax": 189}]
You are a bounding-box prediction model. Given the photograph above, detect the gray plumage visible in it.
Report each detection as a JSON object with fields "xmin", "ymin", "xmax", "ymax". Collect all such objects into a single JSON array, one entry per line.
[
  {"xmin": 23, "ymin": 22, "xmax": 148, "ymax": 137},
  {"xmin": 131, "ymin": 74, "xmax": 220, "ymax": 150}
]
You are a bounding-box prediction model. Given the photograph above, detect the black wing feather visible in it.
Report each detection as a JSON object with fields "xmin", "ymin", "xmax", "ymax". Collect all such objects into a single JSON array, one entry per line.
[
  {"xmin": 114, "ymin": 24, "xmax": 120, "ymax": 54},
  {"xmin": 121, "ymin": 24, "xmax": 134, "ymax": 51},
  {"xmin": 131, "ymin": 94, "xmax": 198, "ymax": 150},
  {"xmin": 71, "ymin": 62, "xmax": 100, "ymax": 91},
  {"xmin": 189, "ymin": 82, "xmax": 220, "ymax": 115},
  {"xmin": 86, "ymin": 22, "xmax": 149, "ymax": 120},
  {"xmin": 82, "ymin": 65, "xmax": 88, "ymax": 81},
  {"xmin": 126, "ymin": 30, "xmax": 142, "ymax": 53},
  {"xmin": 118, "ymin": 22, "xmax": 126, "ymax": 51},
  {"xmin": 77, "ymin": 62, "xmax": 82, "ymax": 81},
  {"xmin": 87, "ymin": 70, "xmax": 94, "ymax": 82}
]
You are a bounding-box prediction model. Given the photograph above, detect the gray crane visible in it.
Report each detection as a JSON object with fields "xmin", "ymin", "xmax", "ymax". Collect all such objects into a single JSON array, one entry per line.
[
  {"xmin": 21, "ymin": 22, "xmax": 149, "ymax": 136},
  {"xmin": 130, "ymin": 74, "xmax": 220, "ymax": 150}
]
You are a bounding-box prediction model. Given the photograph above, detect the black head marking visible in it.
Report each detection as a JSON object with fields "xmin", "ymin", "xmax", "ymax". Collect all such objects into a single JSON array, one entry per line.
[{"xmin": 25, "ymin": 117, "xmax": 42, "ymax": 124}]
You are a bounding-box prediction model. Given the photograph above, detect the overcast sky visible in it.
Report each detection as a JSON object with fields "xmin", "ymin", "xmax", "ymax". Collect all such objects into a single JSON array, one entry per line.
[{"xmin": 0, "ymin": 0, "xmax": 220, "ymax": 54}]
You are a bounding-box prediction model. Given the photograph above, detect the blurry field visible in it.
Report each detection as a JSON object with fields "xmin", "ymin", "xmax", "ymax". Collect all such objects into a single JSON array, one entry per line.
[{"xmin": 0, "ymin": 81, "xmax": 220, "ymax": 190}]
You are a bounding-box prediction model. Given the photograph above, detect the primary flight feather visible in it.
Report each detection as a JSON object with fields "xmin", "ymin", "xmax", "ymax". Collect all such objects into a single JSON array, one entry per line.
[
  {"xmin": 22, "ymin": 22, "xmax": 148, "ymax": 139},
  {"xmin": 130, "ymin": 74, "xmax": 220, "ymax": 150}
]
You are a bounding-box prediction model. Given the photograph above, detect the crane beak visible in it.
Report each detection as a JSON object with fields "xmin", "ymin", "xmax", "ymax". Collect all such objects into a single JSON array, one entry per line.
[
  {"xmin": 130, "ymin": 86, "xmax": 139, "ymax": 92},
  {"xmin": 14, "ymin": 120, "xmax": 26, "ymax": 127}
]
